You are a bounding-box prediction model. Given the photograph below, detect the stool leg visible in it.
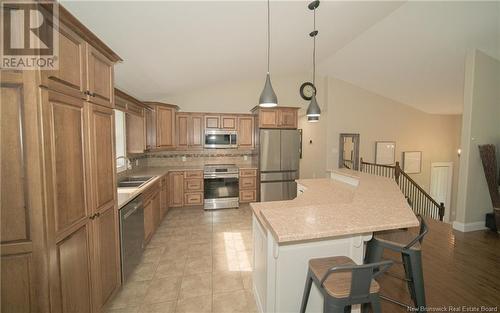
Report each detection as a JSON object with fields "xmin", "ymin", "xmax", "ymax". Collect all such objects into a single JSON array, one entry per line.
[
  {"xmin": 408, "ymin": 250, "xmax": 426, "ymax": 312},
  {"xmin": 401, "ymin": 253, "xmax": 417, "ymax": 305},
  {"xmin": 369, "ymin": 294, "xmax": 382, "ymax": 313},
  {"xmin": 365, "ymin": 240, "xmax": 384, "ymax": 264},
  {"xmin": 300, "ymin": 271, "xmax": 313, "ymax": 313}
]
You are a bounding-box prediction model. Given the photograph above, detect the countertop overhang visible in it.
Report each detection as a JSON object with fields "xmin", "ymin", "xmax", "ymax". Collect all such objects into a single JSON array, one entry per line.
[{"xmin": 251, "ymin": 169, "xmax": 419, "ymax": 244}]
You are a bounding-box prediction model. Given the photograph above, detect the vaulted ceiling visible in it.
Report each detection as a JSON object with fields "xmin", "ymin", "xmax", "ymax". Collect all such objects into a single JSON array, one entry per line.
[{"xmin": 62, "ymin": 1, "xmax": 499, "ymax": 114}]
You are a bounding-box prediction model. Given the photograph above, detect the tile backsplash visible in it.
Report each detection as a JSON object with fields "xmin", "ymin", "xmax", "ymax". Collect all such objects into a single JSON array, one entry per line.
[{"xmin": 129, "ymin": 149, "xmax": 258, "ymax": 169}]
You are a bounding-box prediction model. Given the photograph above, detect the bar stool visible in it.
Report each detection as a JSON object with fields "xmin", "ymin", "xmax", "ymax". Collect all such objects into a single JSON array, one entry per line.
[
  {"xmin": 300, "ymin": 256, "xmax": 393, "ymax": 313},
  {"xmin": 365, "ymin": 215, "xmax": 428, "ymax": 312}
]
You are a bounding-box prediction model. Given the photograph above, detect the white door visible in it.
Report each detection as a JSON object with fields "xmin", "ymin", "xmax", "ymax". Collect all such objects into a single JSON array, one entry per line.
[{"xmin": 430, "ymin": 162, "xmax": 453, "ymax": 222}]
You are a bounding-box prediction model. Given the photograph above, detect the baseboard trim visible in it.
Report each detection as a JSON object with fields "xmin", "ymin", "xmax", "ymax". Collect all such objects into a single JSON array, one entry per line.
[{"xmin": 452, "ymin": 221, "xmax": 487, "ymax": 232}]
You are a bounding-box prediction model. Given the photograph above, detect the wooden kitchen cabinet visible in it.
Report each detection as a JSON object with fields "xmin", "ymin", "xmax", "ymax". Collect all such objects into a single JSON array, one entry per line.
[
  {"xmin": 278, "ymin": 108, "xmax": 298, "ymax": 128},
  {"xmin": 238, "ymin": 116, "xmax": 254, "ymax": 148},
  {"xmin": 144, "ymin": 198, "xmax": 154, "ymax": 243},
  {"xmin": 176, "ymin": 113, "xmax": 189, "ymax": 149},
  {"xmin": 42, "ymin": 22, "xmax": 87, "ymax": 100},
  {"xmin": 176, "ymin": 113, "xmax": 204, "ymax": 150},
  {"xmin": 239, "ymin": 168, "xmax": 258, "ymax": 203},
  {"xmin": 1, "ymin": 5, "xmax": 122, "ymax": 313},
  {"xmin": 87, "ymin": 44, "xmax": 114, "ymax": 108},
  {"xmin": 253, "ymin": 107, "xmax": 299, "ymax": 129},
  {"xmin": 221, "ymin": 115, "xmax": 237, "ymax": 129},
  {"xmin": 144, "ymin": 102, "xmax": 178, "ymax": 149},
  {"xmin": 160, "ymin": 176, "xmax": 169, "ymax": 218},
  {"xmin": 169, "ymin": 171, "xmax": 185, "ymax": 207},
  {"xmin": 190, "ymin": 114, "xmax": 204, "ymax": 149},
  {"xmin": 205, "ymin": 115, "xmax": 220, "ymax": 128},
  {"xmin": 115, "ymin": 89, "xmax": 147, "ymax": 153}
]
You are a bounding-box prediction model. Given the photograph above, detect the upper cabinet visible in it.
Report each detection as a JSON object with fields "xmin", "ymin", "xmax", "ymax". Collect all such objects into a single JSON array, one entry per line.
[
  {"xmin": 205, "ymin": 115, "xmax": 220, "ymax": 129},
  {"xmin": 238, "ymin": 116, "xmax": 255, "ymax": 148},
  {"xmin": 252, "ymin": 107, "xmax": 299, "ymax": 129},
  {"xmin": 205, "ymin": 114, "xmax": 237, "ymax": 130},
  {"xmin": 87, "ymin": 45, "xmax": 114, "ymax": 108},
  {"xmin": 176, "ymin": 113, "xmax": 204, "ymax": 150},
  {"xmin": 144, "ymin": 102, "xmax": 179, "ymax": 150},
  {"xmin": 221, "ymin": 115, "xmax": 237, "ymax": 130},
  {"xmin": 115, "ymin": 89, "xmax": 147, "ymax": 154}
]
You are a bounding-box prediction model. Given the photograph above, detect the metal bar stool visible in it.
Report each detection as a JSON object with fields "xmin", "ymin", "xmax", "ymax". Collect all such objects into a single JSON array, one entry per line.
[
  {"xmin": 365, "ymin": 215, "xmax": 429, "ymax": 312},
  {"xmin": 300, "ymin": 256, "xmax": 393, "ymax": 313}
]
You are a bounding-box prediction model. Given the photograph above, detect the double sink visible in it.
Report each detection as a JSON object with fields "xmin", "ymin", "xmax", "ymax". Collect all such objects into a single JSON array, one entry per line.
[{"xmin": 117, "ymin": 176, "xmax": 155, "ymax": 188}]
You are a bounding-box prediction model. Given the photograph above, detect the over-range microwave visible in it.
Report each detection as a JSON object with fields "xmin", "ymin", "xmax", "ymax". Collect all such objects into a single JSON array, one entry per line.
[{"xmin": 204, "ymin": 130, "xmax": 238, "ymax": 149}]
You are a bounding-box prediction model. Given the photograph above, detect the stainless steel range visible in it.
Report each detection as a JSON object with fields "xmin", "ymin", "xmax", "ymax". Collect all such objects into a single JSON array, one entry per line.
[{"xmin": 204, "ymin": 164, "xmax": 239, "ymax": 210}]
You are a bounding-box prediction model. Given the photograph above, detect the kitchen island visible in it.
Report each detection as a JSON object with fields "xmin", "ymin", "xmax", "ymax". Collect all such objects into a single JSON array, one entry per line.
[{"xmin": 250, "ymin": 169, "xmax": 418, "ymax": 313}]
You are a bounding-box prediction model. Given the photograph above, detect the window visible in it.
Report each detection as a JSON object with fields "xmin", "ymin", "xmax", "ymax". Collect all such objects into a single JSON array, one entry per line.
[{"xmin": 115, "ymin": 109, "xmax": 127, "ymax": 172}]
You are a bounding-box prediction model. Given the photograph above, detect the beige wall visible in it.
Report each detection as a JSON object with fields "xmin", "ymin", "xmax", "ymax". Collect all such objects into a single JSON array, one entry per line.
[
  {"xmin": 455, "ymin": 50, "xmax": 500, "ymax": 228},
  {"xmin": 325, "ymin": 78, "xmax": 462, "ymax": 220}
]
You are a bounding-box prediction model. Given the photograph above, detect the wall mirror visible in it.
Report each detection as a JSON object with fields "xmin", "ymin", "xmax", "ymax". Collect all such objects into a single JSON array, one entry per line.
[{"xmin": 339, "ymin": 133, "xmax": 360, "ymax": 170}]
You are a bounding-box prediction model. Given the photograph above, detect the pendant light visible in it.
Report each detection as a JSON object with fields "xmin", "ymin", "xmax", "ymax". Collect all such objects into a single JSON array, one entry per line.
[
  {"xmin": 306, "ymin": 0, "xmax": 321, "ymax": 122},
  {"xmin": 259, "ymin": 0, "xmax": 278, "ymax": 107}
]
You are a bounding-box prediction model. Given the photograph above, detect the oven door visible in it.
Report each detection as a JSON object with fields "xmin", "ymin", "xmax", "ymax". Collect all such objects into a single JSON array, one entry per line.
[
  {"xmin": 204, "ymin": 131, "xmax": 237, "ymax": 149},
  {"xmin": 204, "ymin": 176, "xmax": 239, "ymax": 209}
]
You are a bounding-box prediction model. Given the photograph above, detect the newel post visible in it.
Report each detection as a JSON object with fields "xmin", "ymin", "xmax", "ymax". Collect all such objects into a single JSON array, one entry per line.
[
  {"xmin": 360, "ymin": 157, "xmax": 364, "ymax": 172},
  {"xmin": 439, "ymin": 202, "xmax": 445, "ymax": 221},
  {"xmin": 395, "ymin": 161, "xmax": 401, "ymax": 185}
]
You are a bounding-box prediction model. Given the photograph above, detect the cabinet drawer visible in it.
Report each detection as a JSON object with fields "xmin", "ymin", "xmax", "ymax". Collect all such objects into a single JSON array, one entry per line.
[
  {"xmin": 184, "ymin": 192, "xmax": 203, "ymax": 205},
  {"xmin": 184, "ymin": 179, "xmax": 203, "ymax": 191},
  {"xmin": 239, "ymin": 169, "xmax": 257, "ymax": 177},
  {"xmin": 184, "ymin": 170, "xmax": 203, "ymax": 179},
  {"xmin": 240, "ymin": 177, "xmax": 256, "ymax": 190},
  {"xmin": 239, "ymin": 190, "xmax": 256, "ymax": 203}
]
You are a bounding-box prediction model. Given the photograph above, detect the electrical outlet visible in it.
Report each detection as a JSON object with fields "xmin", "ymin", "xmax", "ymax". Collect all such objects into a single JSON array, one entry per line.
[
  {"xmin": 243, "ymin": 155, "xmax": 248, "ymax": 161},
  {"xmin": 181, "ymin": 156, "xmax": 187, "ymax": 162},
  {"xmin": 135, "ymin": 159, "xmax": 139, "ymax": 166}
]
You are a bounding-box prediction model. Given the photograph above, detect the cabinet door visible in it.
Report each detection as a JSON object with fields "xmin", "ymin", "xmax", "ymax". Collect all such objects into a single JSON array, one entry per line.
[
  {"xmin": 144, "ymin": 199, "xmax": 154, "ymax": 243},
  {"xmin": 189, "ymin": 114, "xmax": 204, "ymax": 149},
  {"xmin": 88, "ymin": 105, "xmax": 115, "ymax": 213},
  {"xmin": 56, "ymin": 225, "xmax": 93, "ymax": 313},
  {"xmin": 157, "ymin": 106, "xmax": 175, "ymax": 148},
  {"xmin": 145, "ymin": 107, "xmax": 156, "ymax": 150},
  {"xmin": 176, "ymin": 113, "xmax": 189, "ymax": 149},
  {"xmin": 1, "ymin": 75, "xmax": 38, "ymax": 313},
  {"xmin": 127, "ymin": 113, "xmax": 146, "ymax": 153},
  {"xmin": 169, "ymin": 172, "xmax": 184, "ymax": 207},
  {"xmin": 160, "ymin": 177, "xmax": 169, "ymax": 218},
  {"xmin": 91, "ymin": 204, "xmax": 120, "ymax": 312},
  {"xmin": 205, "ymin": 115, "xmax": 220, "ymax": 129},
  {"xmin": 152, "ymin": 192, "xmax": 161, "ymax": 227},
  {"xmin": 221, "ymin": 115, "xmax": 237, "ymax": 130},
  {"xmin": 43, "ymin": 23, "xmax": 87, "ymax": 99},
  {"xmin": 259, "ymin": 109, "xmax": 278, "ymax": 128},
  {"xmin": 238, "ymin": 116, "xmax": 254, "ymax": 148},
  {"xmin": 87, "ymin": 44, "xmax": 114, "ymax": 108},
  {"xmin": 278, "ymin": 108, "xmax": 297, "ymax": 128}
]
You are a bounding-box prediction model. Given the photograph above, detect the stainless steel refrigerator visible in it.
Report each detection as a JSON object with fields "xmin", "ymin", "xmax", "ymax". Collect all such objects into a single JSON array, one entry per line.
[{"xmin": 259, "ymin": 129, "xmax": 300, "ymax": 202}]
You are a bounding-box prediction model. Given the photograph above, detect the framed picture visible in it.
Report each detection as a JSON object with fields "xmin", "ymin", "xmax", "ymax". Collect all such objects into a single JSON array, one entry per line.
[
  {"xmin": 375, "ymin": 141, "xmax": 396, "ymax": 165},
  {"xmin": 403, "ymin": 151, "xmax": 422, "ymax": 174}
]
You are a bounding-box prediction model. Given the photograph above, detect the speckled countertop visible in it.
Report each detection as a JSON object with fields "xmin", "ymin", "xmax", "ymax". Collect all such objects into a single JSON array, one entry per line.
[
  {"xmin": 117, "ymin": 164, "xmax": 258, "ymax": 208},
  {"xmin": 250, "ymin": 169, "xmax": 419, "ymax": 244}
]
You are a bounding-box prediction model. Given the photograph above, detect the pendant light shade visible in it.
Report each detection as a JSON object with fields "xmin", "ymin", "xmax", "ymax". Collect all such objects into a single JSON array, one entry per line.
[
  {"xmin": 306, "ymin": 94, "xmax": 321, "ymax": 117},
  {"xmin": 259, "ymin": 73, "xmax": 278, "ymax": 107},
  {"xmin": 259, "ymin": 0, "xmax": 278, "ymax": 107}
]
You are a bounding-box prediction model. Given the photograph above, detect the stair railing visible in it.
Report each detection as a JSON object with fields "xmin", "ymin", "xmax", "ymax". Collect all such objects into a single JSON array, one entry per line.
[{"xmin": 360, "ymin": 158, "xmax": 445, "ymax": 221}]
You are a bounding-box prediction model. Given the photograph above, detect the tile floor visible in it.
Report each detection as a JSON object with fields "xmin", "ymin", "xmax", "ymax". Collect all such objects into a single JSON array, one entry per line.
[{"xmin": 106, "ymin": 204, "xmax": 257, "ymax": 313}]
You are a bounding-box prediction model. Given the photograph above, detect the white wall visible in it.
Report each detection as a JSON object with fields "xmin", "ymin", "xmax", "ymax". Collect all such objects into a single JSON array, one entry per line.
[
  {"xmin": 325, "ymin": 77, "xmax": 462, "ymax": 220},
  {"xmin": 455, "ymin": 50, "xmax": 500, "ymax": 229}
]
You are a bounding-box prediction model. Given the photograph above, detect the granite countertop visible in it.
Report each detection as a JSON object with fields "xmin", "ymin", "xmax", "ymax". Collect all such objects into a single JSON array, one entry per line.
[
  {"xmin": 250, "ymin": 169, "xmax": 419, "ymax": 244},
  {"xmin": 117, "ymin": 164, "xmax": 258, "ymax": 208}
]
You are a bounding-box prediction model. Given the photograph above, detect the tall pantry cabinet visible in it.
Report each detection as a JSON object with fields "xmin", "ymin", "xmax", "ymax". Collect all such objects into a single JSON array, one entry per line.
[{"xmin": 0, "ymin": 5, "xmax": 122, "ymax": 313}]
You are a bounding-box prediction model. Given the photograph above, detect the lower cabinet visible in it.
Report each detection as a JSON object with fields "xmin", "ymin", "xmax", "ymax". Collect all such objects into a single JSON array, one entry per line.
[
  {"xmin": 160, "ymin": 176, "xmax": 169, "ymax": 218},
  {"xmin": 169, "ymin": 171, "xmax": 184, "ymax": 207},
  {"xmin": 239, "ymin": 168, "xmax": 258, "ymax": 203},
  {"xmin": 143, "ymin": 183, "xmax": 161, "ymax": 243}
]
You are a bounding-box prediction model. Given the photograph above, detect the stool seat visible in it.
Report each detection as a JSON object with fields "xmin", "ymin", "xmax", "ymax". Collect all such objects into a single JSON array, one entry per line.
[
  {"xmin": 309, "ymin": 256, "xmax": 380, "ymax": 298},
  {"xmin": 374, "ymin": 229, "xmax": 421, "ymax": 250}
]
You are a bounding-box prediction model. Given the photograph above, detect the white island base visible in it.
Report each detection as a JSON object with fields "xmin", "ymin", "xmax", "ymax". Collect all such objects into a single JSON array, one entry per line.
[{"xmin": 252, "ymin": 215, "xmax": 373, "ymax": 313}]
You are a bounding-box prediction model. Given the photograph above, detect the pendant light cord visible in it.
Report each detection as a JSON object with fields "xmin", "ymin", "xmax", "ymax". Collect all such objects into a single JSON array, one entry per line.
[
  {"xmin": 267, "ymin": 0, "xmax": 271, "ymax": 74},
  {"xmin": 313, "ymin": 7, "xmax": 316, "ymax": 86}
]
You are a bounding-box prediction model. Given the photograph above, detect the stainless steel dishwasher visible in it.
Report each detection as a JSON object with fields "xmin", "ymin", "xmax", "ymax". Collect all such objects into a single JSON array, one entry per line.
[{"xmin": 119, "ymin": 195, "xmax": 144, "ymax": 283}]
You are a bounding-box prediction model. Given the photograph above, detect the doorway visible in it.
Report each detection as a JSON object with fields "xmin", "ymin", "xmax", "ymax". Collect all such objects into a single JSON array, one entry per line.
[
  {"xmin": 338, "ymin": 133, "xmax": 360, "ymax": 170},
  {"xmin": 430, "ymin": 162, "xmax": 453, "ymax": 222}
]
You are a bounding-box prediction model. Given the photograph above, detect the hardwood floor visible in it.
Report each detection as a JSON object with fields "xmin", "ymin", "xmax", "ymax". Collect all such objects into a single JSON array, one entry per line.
[{"xmin": 378, "ymin": 218, "xmax": 500, "ymax": 311}]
